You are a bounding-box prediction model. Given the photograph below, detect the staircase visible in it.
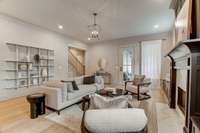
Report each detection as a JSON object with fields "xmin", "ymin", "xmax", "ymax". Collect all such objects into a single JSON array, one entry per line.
[{"xmin": 68, "ymin": 50, "xmax": 85, "ymax": 77}]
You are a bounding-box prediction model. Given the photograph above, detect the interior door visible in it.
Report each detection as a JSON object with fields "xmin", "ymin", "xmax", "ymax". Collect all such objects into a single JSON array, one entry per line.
[{"xmin": 118, "ymin": 46, "xmax": 134, "ymax": 83}]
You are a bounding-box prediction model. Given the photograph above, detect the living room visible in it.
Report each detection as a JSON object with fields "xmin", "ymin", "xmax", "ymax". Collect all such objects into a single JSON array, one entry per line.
[{"xmin": 0, "ymin": 0, "xmax": 200, "ymax": 133}]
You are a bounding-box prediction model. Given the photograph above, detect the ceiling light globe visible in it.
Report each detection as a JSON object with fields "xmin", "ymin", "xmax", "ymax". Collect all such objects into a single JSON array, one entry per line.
[{"xmin": 58, "ymin": 25, "xmax": 63, "ymax": 29}]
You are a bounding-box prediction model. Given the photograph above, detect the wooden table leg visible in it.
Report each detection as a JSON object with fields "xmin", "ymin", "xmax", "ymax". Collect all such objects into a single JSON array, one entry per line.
[
  {"xmin": 137, "ymin": 85, "xmax": 140, "ymax": 100},
  {"xmin": 82, "ymin": 99, "xmax": 85, "ymax": 111}
]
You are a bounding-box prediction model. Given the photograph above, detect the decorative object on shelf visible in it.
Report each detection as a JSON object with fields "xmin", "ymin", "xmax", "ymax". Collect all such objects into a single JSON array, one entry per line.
[
  {"xmin": 28, "ymin": 63, "xmax": 33, "ymax": 70},
  {"xmin": 18, "ymin": 73, "xmax": 22, "ymax": 78},
  {"xmin": 41, "ymin": 68, "xmax": 48, "ymax": 82},
  {"xmin": 88, "ymin": 13, "xmax": 101, "ymax": 40},
  {"xmin": 26, "ymin": 55, "xmax": 30, "ymax": 62},
  {"xmin": 18, "ymin": 64, "xmax": 27, "ymax": 71},
  {"xmin": 30, "ymin": 73, "xmax": 38, "ymax": 85},
  {"xmin": 19, "ymin": 80, "xmax": 26, "ymax": 87},
  {"xmin": 40, "ymin": 60, "xmax": 47, "ymax": 66},
  {"xmin": 41, "ymin": 68, "xmax": 48, "ymax": 77},
  {"xmin": 34, "ymin": 54, "xmax": 40, "ymax": 64},
  {"xmin": 33, "ymin": 79, "xmax": 38, "ymax": 85},
  {"xmin": 5, "ymin": 43, "xmax": 54, "ymax": 89}
]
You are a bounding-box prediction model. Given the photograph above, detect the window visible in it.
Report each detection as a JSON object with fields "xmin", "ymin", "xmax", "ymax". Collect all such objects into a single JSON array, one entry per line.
[
  {"xmin": 141, "ymin": 40, "xmax": 161, "ymax": 79},
  {"xmin": 122, "ymin": 48, "xmax": 133, "ymax": 80}
]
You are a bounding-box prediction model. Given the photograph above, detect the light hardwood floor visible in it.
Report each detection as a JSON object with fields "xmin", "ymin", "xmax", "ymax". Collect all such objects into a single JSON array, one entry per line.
[
  {"xmin": 0, "ymin": 97, "xmax": 74, "ymax": 133},
  {"xmin": 0, "ymin": 89, "xmax": 167, "ymax": 133}
]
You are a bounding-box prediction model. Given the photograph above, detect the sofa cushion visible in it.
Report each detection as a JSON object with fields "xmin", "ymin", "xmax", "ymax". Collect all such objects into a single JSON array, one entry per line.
[
  {"xmin": 83, "ymin": 75, "xmax": 95, "ymax": 84},
  {"xmin": 133, "ymin": 75, "xmax": 145, "ymax": 85},
  {"xmin": 74, "ymin": 76, "xmax": 84, "ymax": 85},
  {"xmin": 84, "ymin": 108, "xmax": 148, "ymax": 133},
  {"xmin": 90, "ymin": 94, "xmax": 129, "ymax": 109},
  {"xmin": 45, "ymin": 80, "xmax": 64, "ymax": 88},
  {"xmin": 78, "ymin": 84, "xmax": 97, "ymax": 90},
  {"xmin": 126, "ymin": 85, "xmax": 149, "ymax": 94},
  {"xmin": 68, "ymin": 84, "xmax": 96, "ymax": 100}
]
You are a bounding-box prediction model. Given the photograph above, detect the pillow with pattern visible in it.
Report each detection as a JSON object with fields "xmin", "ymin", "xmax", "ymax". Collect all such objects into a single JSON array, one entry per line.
[{"xmin": 90, "ymin": 94, "xmax": 128, "ymax": 109}]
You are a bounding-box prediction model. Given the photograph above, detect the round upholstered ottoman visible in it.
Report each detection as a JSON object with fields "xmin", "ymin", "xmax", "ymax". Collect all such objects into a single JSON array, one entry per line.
[{"xmin": 81, "ymin": 108, "xmax": 148, "ymax": 133}]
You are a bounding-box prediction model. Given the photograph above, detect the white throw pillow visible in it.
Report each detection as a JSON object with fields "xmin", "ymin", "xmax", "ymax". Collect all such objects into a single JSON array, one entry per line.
[
  {"xmin": 90, "ymin": 94, "xmax": 128, "ymax": 109},
  {"xmin": 95, "ymin": 76, "xmax": 102, "ymax": 84}
]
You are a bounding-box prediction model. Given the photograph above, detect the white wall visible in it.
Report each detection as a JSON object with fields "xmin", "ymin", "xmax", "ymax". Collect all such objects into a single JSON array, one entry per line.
[
  {"xmin": 0, "ymin": 14, "xmax": 87, "ymax": 101},
  {"xmin": 86, "ymin": 32, "xmax": 173, "ymax": 84}
]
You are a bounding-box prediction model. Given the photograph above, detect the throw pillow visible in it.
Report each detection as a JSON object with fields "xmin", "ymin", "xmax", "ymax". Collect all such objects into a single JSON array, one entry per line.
[
  {"xmin": 83, "ymin": 75, "xmax": 95, "ymax": 84},
  {"xmin": 133, "ymin": 75, "xmax": 145, "ymax": 85},
  {"xmin": 90, "ymin": 94, "xmax": 128, "ymax": 109},
  {"xmin": 72, "ymin": 81, "xmax": 79, "ymax": 90},
  {"xmin": 95, "ymin": 76, "xmax": 102, "ymax": 84}
]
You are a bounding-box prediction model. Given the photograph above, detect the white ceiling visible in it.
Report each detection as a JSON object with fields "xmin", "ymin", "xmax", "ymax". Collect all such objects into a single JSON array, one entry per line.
[{"xmin": 0, "ymin": 0, "xmax": 174, "ymax": 43}]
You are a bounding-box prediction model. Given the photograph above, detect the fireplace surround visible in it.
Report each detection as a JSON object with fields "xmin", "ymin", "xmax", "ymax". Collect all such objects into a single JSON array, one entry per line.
[
  {"xmin": 167, "ymin": 39, "xmax": 200, "ymax": 133},
  {"xmin": 178, "ymin": 87, "xmax": 186, "ymax": 114}
]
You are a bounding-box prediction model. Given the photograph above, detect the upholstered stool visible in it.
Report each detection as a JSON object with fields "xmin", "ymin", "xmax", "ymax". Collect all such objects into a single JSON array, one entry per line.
[{"xmin": 81, "ymin": 108, "xmax": 148, "ymax": 133}]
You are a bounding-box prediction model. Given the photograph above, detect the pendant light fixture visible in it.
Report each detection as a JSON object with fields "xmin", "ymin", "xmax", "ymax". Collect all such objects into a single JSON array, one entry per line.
[{"xmin": 88, "ymin": 13, "xmax": 101, "ymax": 40}]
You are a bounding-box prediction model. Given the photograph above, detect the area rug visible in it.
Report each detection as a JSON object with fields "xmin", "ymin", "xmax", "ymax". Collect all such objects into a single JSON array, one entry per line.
[
  {"xmin": 45, "ymin": 96, "xmax": 140, "ymax": 133},
  {"xmin": 156, "ymin": 102, "xmax": 184, "ymax": 133},
  {"xmin": 45, "ymin": 105, "xmax": 83, "ymax": 133}
]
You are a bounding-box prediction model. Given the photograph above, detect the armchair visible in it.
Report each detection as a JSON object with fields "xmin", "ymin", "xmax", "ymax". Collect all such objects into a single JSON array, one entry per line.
[{"xmin": 125, "ymin": 75, "xmax": 151, "ymax": 100}]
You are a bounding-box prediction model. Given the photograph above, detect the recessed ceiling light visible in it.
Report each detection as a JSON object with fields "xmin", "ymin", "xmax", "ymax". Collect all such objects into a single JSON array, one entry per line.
[
  {"xmin": 88, "ymin": 38, "xmax": 91, "ymax": 41},
  {"xmin": 58, "ymin": 25, "xmax": 63, "ymax": 29},
  {"xmin": 154, "ymin": 24, "xmax": 159, "ymax": 29}
]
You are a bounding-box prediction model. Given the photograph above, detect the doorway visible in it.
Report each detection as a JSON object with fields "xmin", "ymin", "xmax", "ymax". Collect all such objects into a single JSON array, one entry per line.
[
  {"xmin": 119, "ymin": 46, "xmax": 134, "ymax": 82},
  {"xmin": 68, "ymin": 47, "xmax": 86, "ymax": 78}
]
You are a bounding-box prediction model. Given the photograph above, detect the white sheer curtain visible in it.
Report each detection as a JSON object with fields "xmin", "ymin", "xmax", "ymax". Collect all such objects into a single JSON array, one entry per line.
[{"xmin": 141, "ymin": 40, "xmax": 161, "ymax": 80}]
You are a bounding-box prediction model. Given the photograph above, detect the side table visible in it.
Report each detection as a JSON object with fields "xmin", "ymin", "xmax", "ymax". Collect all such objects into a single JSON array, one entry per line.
[{"xmin": 27, "ymin": 93, "xmax": 45, "ymax": 119}]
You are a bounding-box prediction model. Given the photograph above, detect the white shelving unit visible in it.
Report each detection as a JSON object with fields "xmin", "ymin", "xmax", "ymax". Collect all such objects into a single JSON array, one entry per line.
[{"xmin": 5, "ymin": 43, "xmax": 54, "ymax": 89}]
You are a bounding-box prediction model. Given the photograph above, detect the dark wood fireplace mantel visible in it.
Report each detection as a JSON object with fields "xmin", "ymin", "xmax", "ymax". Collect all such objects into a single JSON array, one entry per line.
[{"xmin": 166, "ymin": 39, "xmax": 200, "ymax": 133}]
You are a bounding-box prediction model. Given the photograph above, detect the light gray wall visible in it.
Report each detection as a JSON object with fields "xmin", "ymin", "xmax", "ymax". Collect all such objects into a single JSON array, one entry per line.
[
  {"xmin": 86, "ymin": 32, "xmax": 173, "ymax": 84},
  {"xmin": 0, "ymin": 14, "xmax": 87, "ymax": 101}
]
